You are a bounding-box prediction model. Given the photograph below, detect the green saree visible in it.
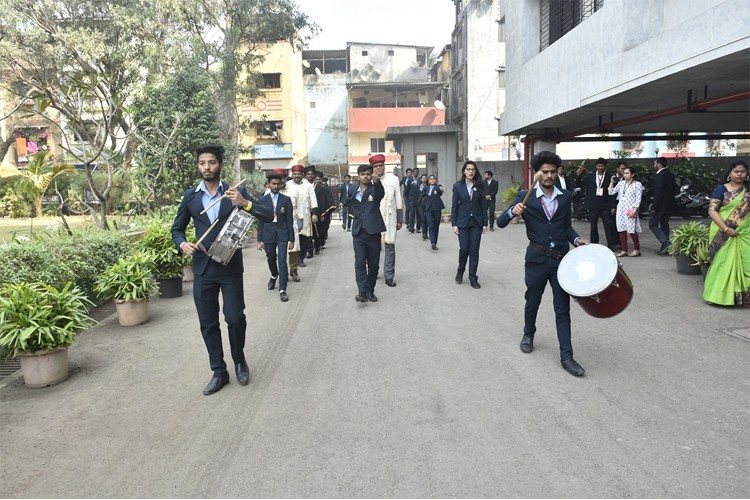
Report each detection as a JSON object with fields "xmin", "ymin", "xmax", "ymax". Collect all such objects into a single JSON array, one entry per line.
[{"xmin": 703, "ymin": 188, "xmax": 750, "ymax": 306}]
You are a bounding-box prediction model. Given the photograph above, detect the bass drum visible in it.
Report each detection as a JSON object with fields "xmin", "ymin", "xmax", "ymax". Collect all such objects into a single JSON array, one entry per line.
[{"xmin": 557, "ymin": 243, "xmax": 634, "ymax": 318}]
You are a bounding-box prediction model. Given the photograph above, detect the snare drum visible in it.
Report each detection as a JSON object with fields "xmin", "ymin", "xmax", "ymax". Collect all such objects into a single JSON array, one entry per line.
[
  {"xmin": 557, "ymin": 244, "xmax": 633, "ymax": 318},
  {"xmin": 207, "ymin": 208, "xmax": 254, "ymax": 265}
]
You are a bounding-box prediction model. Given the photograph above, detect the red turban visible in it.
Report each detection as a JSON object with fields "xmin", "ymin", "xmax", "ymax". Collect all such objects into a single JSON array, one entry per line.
[
  {"xmin": 290, "ymin": 164, "xmax": 304, "ymax": 173},
  {"xmin": 368, "ymin": 154, "xmax": 386, "ymax": 165},
  {"xmin": 272, "ymin": 168, "xmax": 287, "ymax": 176}
]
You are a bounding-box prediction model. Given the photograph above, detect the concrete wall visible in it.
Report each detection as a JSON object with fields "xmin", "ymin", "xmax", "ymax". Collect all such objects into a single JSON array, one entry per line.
[
  {"xmin": 466, "ymin": 0, "xmax": 506, "ymax": 162},
  {"xmin": 397, "ymin": 133, "xmax": 459, "ymax": 187},
  {"xmin": 349, "ymin": 43, "xmax": 430, "ymax": 83},
  {"xmin": 501, "ymin": 0, "xmax": 748, "ymax": 135},
  {"xmin": 304, "ymin": 73, "xmax": 348, "ymax": 166}
]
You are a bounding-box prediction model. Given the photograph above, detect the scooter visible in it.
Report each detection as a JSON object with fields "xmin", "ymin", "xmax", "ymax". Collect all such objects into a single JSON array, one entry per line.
[{"xmin": 674, "ymin": 185, "xmax": 710, "ymax": 219}]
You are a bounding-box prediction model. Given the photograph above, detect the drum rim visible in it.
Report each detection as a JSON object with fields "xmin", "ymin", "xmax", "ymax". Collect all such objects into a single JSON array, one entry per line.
[{"xmin": 557, "ymin": 243, "xmax": 618, "ymax": 296}]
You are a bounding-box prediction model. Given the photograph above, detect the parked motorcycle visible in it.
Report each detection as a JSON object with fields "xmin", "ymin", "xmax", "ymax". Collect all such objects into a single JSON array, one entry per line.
[{"xmin": 673, "ymin": 185, "xmax": 710, "ymax": 219}]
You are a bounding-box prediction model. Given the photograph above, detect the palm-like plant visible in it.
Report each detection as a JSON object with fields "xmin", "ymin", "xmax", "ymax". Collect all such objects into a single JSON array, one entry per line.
[{"xmin": 0, "ymin": 151, "xmax": 77, "ymax": 217}]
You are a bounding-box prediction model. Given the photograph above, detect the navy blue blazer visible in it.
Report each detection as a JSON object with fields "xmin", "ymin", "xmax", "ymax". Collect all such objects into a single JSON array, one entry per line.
[
  {"xmin": 497, "ymin": 188, "xmax": 580, "ymax": 264},
  {"xmin": 451, "ymin": 181, "xmax": 488, "ymax": 228},
  {"xmin": 257, "ymin": 192, "xmax": 295, "ymax": 245},
  {"xmin": 344, "ymin": 181, "xmax": 386, "ymax": 236},
  {"xmin": 651, "ymin": 168, "xmax": 676, "ymax": 212},
  {"xmin": 171, "ymin": 181, "xmax": 273, "ymax": 275},
  {"xmin": 421, "ymin": 184, "xmax": 445, "ymax": 211}
]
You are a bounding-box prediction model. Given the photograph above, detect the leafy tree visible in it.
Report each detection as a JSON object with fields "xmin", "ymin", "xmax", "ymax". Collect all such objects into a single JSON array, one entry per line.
[
  {"xmin": 168, "ymin": 0, "xmax": 318, "ymax": 175},
  {"xmin": 0, "ymin": 151, "xmax": 76, "ymax": 217},
  {"xmin": 0, "ymin": 0, "xmax": 175, "ymax": 228},
  {"xmin": 130, "ymin": 69, "xmax": 225, "ymax": 213}
]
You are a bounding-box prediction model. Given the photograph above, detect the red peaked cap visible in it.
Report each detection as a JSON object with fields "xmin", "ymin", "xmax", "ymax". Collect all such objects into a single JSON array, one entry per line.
[
  {"xmin": 271, "ymin": 168, "xmax": 287, "ymax": 176},
  {"xmin": 290, "ymin": 164, "xmax": 305, "ymax": 173},
  {"xmin": 369, "ymin": 154, "xmax": 386, "ymax": 165}
]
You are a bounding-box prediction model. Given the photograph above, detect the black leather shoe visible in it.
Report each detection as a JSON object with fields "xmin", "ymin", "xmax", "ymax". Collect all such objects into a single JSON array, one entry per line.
[
  {"xmin": 366, "ymin": 291, "xmax": 378, "ymax": 302},
  {"xmin": 422, "ymin": 234, "xmax": 428, "ymax": 240},
  {"xmin": 385, "ymin": 279, "xmax": 396, "ymax": 287},
  {"xmin": 470, "ymin": 281, "xmax": 481, "ymax": 289},
  {"xmin": 298, "ymin": 260, "xmax": 307, "ymax": 267},
  {"xmin": 306, "ymin": 250, "xmax": 314, "ymax": 259},
  {"xmin": 203, "ymin": 373, "xmax": 230, "ymax": 395},
  {"xmin": 489, "ymin": 227, "xmax": 495, "ymax": 231},
  {"xmin": 431, "ymin": 244, "xmax": 438, "ymax": 250},
  {"xmin": 267, "ymin": 277, "xmax": 276, "ymax": 290},
  {"xmin": 561, "ymin": 357, "xmax": 585, "ymax": 376},
  {"xmin": 314, "ymin": 248, "xmax": 320, "ymax": 255},
  {"xmin": 520, "ymin": 335, "xmax": 534, "ymax": 353},
  {"xmin": 235, "ymin": 361, "xmax": 250, "ymax": 385},
  {"xmin": 355, "ymin": 293, "xmax": 368, "ymax": 303},
  {"xmin": 279, "ymin": 291, "xmax": 288, "ymax": 302},
  {"xmin": 455, "ymin": 272, "xmax": 463, "ymax": 284}
]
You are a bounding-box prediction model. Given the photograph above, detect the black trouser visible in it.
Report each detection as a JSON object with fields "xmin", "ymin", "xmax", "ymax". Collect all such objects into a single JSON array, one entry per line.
[
  {"xmin": 649, "ymin": 210, "xmax": 671, "ymax": 244},
  {"xmin": 426, "ymin": 209, "xmax": 441, "ymax": 245},
  {"xmin": 193, "ymin": 262, "xmax": 246, "ymax": 376},
  {"xmin": 341, "ymin": 206, "xmax": 351, "ymax": 229},
  {"xmin": 487, "ymin": 198, "xmax": 496, "ymax": 228},
  {"xmin": 299, "ymin": 235, "xmax": 312, "ymax": 261},
  {"xmin": 405, "ymin": 199, "xmax": 416, "ymax": 229},
  {"xmin": 416, "ymin": 204, "xmax": 425, "ymax": 232},
  {"xmin": 589, "ymin": 206, "xmax": 616, "ymax": 247},
  {"xmin": 457, "ymin": 219, "xmax": 482, "ymax": 282},
  {"xmin": 353, "ymin": 232, "xmax": 381, "ymax": 294},
  {"xmin": 524, "ymin": 256, "xmax": 573, "ymax": 361}
]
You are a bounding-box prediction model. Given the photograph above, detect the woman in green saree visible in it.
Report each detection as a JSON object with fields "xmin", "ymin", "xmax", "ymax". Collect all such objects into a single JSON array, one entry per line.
[{"xmin": 704, "ymin": 160, "xmax": 749, "ymax": 306}]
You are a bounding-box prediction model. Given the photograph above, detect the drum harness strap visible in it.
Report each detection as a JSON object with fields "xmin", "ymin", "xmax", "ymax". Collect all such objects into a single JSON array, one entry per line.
[{"xmin": 528, "ymin": 241, "xmax": 564, "ymax": 260}]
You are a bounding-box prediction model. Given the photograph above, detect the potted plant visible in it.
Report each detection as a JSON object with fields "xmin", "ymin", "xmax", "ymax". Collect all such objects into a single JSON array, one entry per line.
[
  {"xmin": 94, "ymin": 252, "xmax": 157, "ymax": 326},
  {"xmin": 136, "ymin": 221, "xmax": 184, "ymax": 298},
  {"xmin": 0, "ymin": 282, "xmax": 94, "ymax": 387},
  {"xmin": 667, "ymin": 221, "xmax": 709, "ymax": 275},
  {"xmin": 692, "ymin": 242, "xmax": 710, "ymax": 280},
  {"xmin": 441, "ymin": 207, "xmax": 451, "ymax": 223},
  {"xmin": 502, "ymin": 183, "xmax": 522, "ymax": 223}
]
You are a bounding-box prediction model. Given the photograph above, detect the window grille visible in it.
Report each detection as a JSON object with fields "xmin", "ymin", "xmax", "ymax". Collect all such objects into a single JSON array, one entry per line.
[{"xmin": 540, "ymin": 0, "xmax": 605, "ymax": 50}]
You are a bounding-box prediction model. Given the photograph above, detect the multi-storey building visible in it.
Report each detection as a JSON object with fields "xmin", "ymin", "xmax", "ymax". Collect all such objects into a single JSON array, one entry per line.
[
  {"xmin": 500, "ymin": 0, "xmax": 749, "ymax": 168},
  {"xmin": 238, "ymin": 41, "xmax": 308, "ymax": 171},
  {"xmin": 451, "ymin": 0, "xmax": 507, "ymax": 161}
]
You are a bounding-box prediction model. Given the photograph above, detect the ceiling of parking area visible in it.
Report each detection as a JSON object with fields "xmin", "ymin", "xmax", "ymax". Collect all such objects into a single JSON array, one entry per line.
[{"xmin": 515, "ymin": 49, "xmax": 750, "ymax": 141}]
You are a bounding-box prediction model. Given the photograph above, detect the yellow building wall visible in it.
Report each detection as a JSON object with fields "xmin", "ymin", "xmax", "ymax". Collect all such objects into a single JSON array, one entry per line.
[{"xmin": 238, "ymin": 41, "xmax": 308, "ymax": 170}]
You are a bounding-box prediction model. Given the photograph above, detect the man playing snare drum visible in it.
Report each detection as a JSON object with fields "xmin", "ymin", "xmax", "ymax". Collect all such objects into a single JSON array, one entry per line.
[
  {"xmin": 497, "ymin": 150, "xmax": 590, "ymax": 377},
  {"xmin": 172, "ymin": 144, "xmax": 273, "ymax": 395}
]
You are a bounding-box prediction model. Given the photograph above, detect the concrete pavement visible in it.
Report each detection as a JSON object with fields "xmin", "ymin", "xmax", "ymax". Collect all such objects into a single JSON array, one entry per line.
[{"xmin": 1, "ymin": 217, "xmax": 748, "ymax": 498}]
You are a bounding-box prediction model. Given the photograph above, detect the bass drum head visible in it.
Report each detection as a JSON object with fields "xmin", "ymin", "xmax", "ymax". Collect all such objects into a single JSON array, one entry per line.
[{"xmin": 557, "ymin": 243, "xmax": 618, "ymax": 297}]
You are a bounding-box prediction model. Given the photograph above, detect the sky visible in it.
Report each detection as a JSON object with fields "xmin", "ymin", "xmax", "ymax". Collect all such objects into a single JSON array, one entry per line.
[{"xmin": 298, "ymin": 0, "xmax": 456, "ymax": 53}]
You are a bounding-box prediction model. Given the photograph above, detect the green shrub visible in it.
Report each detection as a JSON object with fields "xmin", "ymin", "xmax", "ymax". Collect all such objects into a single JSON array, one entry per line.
[
  {"xmin": 0, "ymin": 229, "xmax": 132, "ymax": 302},
  {"xmin": 0, "ymin": 191, "xmax": 30, "ymax": 218}
]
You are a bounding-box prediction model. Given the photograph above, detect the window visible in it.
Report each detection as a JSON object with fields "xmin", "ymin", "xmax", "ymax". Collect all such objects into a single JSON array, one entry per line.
[
  {"xmin": 540, "ymin": 0, "xmax": 605, "ymax": 50},
  {"xmin": 370, "ymin": 138, "xmax": 385, "ymax": 153},
  {"xmin": 388, "ymin": 49, "xmax": 395, "ymax": 56},
  {"xmin": 309, "ymin": 101, "xmax": 316, "ymax": 109},
  {"xmin": 361, "ymin": 50, "xmax": 368, "ymax": 56},
  {"xmin": 255, "ymin": 120, "xmax": 283, "ymax": 139},
  {"xmin": 261, "ymin": 73, "xmax": 281, "ymax": 89}
]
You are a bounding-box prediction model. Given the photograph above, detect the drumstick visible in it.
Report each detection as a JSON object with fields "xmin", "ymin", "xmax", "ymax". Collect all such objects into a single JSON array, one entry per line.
[
  {"xmin": 199, "ymin": 178, "xmax": 247, "ymax": 215},
  {"xmin": 194, "ymin": 218, "xmax": 220, "ymax": 247},
  {"xmin": 520, "ymin": 171, "xmax": 545, "ymax": 206}
]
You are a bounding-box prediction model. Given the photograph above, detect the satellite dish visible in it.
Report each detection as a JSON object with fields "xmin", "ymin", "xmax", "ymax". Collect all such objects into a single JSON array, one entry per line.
[
  {"xmin": 302, "ymin": 60, "xmax": 310, "ymax": 68},
  {"xmin": 434, "ymin": 100, "xmax": 446, "ymax": 110},
  {"xmin": 314, "ymin": 67, "xmax": 322, "ymax": 76}
]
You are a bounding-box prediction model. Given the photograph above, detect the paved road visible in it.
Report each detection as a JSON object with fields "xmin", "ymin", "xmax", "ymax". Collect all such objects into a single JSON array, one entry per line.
[{"xmin": 2, "ymin": 218, "xmax": 748, "ymax": 498}]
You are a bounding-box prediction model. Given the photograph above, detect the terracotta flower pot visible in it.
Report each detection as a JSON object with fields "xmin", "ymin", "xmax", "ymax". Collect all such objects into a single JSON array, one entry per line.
[{"xmin": 17, "ymin": 347, "xmax": 69, "ymax": 388}]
